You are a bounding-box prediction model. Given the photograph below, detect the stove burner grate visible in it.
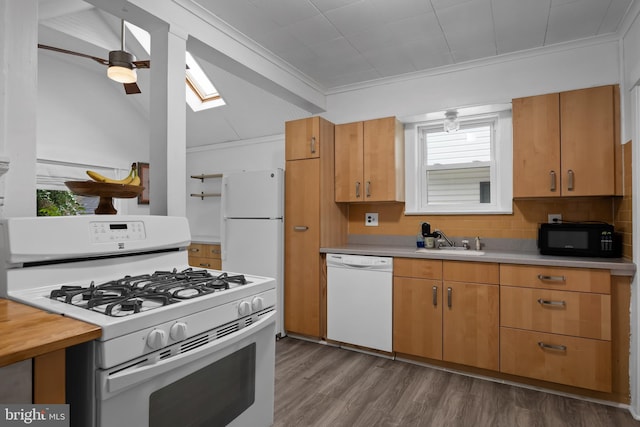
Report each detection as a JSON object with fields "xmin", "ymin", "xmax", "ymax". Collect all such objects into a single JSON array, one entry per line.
[{"xmin": 48, "ymin": 268, "xmax": 248, "ymax": 317}]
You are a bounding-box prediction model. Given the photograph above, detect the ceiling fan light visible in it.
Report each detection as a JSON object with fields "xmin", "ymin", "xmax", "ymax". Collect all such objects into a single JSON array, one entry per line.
[{"xmin": 107, "ymin": 65, "xmax": 137, "ymax": 83}]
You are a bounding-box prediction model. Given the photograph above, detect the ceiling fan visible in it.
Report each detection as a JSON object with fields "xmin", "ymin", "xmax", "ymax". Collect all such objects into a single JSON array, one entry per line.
[{"xmin": 38, "ymin": 19, "xmax": 150, "ymax": 94}]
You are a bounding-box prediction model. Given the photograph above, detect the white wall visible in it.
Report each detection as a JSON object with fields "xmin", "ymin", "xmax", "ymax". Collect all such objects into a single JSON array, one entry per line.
[
  {"xmin": 37, "ymin": 53, "xmax": 151, "ymax": 215},
  {"xmin": 325, "ymin": 38, "xmax": 620, "ymax": 125}
]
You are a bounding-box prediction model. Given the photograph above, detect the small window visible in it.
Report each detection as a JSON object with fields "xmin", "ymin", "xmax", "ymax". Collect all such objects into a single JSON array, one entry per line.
[{"xmin": 404, "ymin": 108, "xmax": 512, "ymax": 214}]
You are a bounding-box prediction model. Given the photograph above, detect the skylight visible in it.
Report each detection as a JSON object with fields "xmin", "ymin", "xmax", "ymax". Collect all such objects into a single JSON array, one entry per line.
[{"xmin": 125, "ymin": 22, "xmax": 224, "ymax": 112}]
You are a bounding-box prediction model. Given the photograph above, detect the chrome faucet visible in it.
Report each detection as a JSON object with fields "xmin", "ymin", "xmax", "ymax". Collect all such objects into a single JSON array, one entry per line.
[{"xmin": 434, "ymin": 229, "xmax": 455, "ymax": 248}]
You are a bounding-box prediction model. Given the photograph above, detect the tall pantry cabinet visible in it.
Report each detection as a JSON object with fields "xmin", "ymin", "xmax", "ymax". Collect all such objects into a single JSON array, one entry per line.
[{"xmin": 284, "ymin": 117, "xmax": 348, "ymax": 338}]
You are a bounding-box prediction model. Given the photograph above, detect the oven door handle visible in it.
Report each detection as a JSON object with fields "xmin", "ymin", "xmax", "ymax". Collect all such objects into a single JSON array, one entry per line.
[{"xmin": 104, "ymin": 311, "xmax": 275, "ymax": 395}]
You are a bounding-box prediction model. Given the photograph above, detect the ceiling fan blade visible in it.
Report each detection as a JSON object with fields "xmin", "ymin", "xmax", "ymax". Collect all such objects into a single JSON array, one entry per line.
[
  {"xmin": 133, "ymin": 59, "xmax": 150, "ymax": 69},
  {"xmin": 123, "ymin": 82, "xmax": 141, "ymax": 95},
  {"xmin": 37, "ymin": 44, "xmax": 108, "ymax": 66}
]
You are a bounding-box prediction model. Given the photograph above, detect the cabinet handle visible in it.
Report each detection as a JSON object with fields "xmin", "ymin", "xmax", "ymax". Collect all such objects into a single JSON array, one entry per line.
[
  {"xmin": 198, "ymin": 263, "xmax": 211, "ymax": 268},
  {"xmin": 293, "ymin": 226, "xmax": 309, "ymax": 231},
  {"xmin": 432, "ymin": 286, "xmax": 438, "ymax": 307},
  {"xmin": 447, "ymin": 287, "xmax": 452, "ymax": 308},
  {"xmin": 366, "ymin": 181, "xmax": 371, "ymax": 198},
  {"xmin": 355, "ymin": 181, "xmax": 361, "ymax": 198},
  {"xmin": 537, "ymin": 298, "xmax": 566, "ymax": 307},
  {"xmin": 567, "ymin": 169, "xmax": 574, "ymax": 191},
  {"xmin": 537, "ymin": 274, "xmax": 566, "ymax": 283},
  {"xmin": 549, "ymin": 171, "xmax": 556, "ymax": 192},
  {"xmin": 310, "ymin": 136, "xmax": 316, "ymax": 154},
  {"xmin": 189, "ymin": 248, "xmax": 200, "ymax": 253},
  {"xmin": 211, "ymin": 249, "xmax": 221, "ymax": 255},
  {"xmin": 538, "ymin": 342, "xmax": 567, "ymax": 352}
]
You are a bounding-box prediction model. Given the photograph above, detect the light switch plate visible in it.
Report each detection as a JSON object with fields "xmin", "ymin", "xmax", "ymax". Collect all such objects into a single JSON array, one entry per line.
[{"xmin": 365, "ymin": 213, "xmax": 379, "ymax": 226}]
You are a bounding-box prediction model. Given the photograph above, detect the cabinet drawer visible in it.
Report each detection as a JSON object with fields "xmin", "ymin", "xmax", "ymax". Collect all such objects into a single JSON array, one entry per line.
[
  {"xmin": 188, "ymin": 256, "xmax": 221, "ymax": 270},
  {"xmin": 443, "ymin": 261, "xmax": 499, "ymax": 284},
  {"xmin": 394, "ymin": 258, "xmax": 442, "ymax": 280},
  {"xmin": 500, "ymin": 264, "xmax": 610, "ymax": 294},
  {"xmin": 188, "ymin": 244, "xmax": 221, "ymax": 259},
  {"xmin": 500, "ymin": 286, "xmax": 611, "ymax": 340},
  {"xmin": 500, "ymin": 327, "xmax": 611, "ymax": 392}
]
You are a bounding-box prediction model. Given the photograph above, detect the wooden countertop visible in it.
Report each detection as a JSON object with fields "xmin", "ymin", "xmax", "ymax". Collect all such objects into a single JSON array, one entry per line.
[{"xmin": 0, "ymin": 299, "xmax": 101, "ymax": 368}]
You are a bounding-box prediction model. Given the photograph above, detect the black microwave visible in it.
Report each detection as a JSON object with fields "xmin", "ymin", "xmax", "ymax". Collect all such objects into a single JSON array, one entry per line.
[{"xmin": 538, "ymin": 222, "xmax": 622, "ymax": 258}]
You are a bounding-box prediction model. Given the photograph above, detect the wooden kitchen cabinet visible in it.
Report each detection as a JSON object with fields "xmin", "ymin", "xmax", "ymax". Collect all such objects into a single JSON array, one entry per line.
[
  {"xmin": 187, "ymin": 243, "xmax": 221, "ymax": 270},
  {"xmin": 513, "ymin": 85, "xmax": 619, "ymax": 197},
  {"xmin": 285, "ymin": 116, "xmax": 322, "ymax": 160},
  {"xmin": 284, "ymin": 117, "xmax": 347, "ymax": 338},
  {"xmin": 335, "ymin": 117, "xmax": 404, "ymax": 202},
  {"xmin": 499, "ymin": 264, "xmax": 612, "ymax": 392},
  {"xmin": 393, "ymin": 258, "xmax": 443, "ymax": 359},
  {"xmin": 442, "ymin": 261, "xmax": 500, "ymax": 371}
]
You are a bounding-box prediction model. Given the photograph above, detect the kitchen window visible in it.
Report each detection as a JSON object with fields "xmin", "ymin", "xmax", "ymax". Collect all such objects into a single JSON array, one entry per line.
[{"xmin": 404, "ymin": 108, "xmax": 512, "ymax": 214}]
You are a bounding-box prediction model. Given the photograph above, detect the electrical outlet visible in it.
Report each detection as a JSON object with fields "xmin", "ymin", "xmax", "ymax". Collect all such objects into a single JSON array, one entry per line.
[
  {"xmin": 548, "ymin": 214, "xmax": 562, "ymax": 223},
  {"xmin": 365, "ymin": 213, "xmax": 379, "ymax": 226}
]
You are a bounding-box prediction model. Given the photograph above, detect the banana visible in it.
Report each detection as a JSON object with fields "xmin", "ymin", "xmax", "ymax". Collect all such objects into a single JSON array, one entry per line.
[{"xmin": 86, "ymin": 163, "xmax": 137, "ymax": 185}]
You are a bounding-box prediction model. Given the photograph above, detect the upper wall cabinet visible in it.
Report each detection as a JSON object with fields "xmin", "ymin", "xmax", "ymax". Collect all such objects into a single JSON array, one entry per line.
[
  {"xmin": 513, "ymin": 85, "xmax": 619, "ymax": 198},
  {"xmin": 335, "ymin": 116, "xmax": 404, "ymax": 202},
  {"xmin": 285, "ymin": 117, "xmax": 322, "ymax": 160}
]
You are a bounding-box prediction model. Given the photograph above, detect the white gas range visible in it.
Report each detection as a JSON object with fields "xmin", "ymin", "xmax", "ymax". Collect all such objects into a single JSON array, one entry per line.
[{"xmin": 0, "ymin": 215, "xmax": 276, "ymax": 427}]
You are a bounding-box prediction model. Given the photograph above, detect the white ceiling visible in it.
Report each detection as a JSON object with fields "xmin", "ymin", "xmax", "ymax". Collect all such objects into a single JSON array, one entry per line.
[
  {"xmin": 36, "ymin": 0, "xmax": 635, "ymax": 146},
  {"xmin": 193, "ymin": 0, "xmax": 634, "ymax": 90}
]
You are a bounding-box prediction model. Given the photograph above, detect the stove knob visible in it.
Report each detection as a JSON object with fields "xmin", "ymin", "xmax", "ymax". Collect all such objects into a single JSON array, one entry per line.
[
  {"xmin": 146, "ymin": 329, "xmax": 168, "ymax": 350},
  {"xmin": 170, "ymin": 322, "xmax": 188, "ymax": 341},
  {"xmin": 251, "ymin": 297, "xmax": 264, "ymax": 311},
  {"xmin": 238, "ymin": 300, "xmax": 252, "ymax": 316}
]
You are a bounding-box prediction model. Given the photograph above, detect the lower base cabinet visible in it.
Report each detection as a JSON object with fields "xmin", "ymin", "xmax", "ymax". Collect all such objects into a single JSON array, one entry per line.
[
  {"xmin": 500, "ymin": 327, "xmax": 612, "ymax": 392},
  {"xmin": 187, "ymin": 243, "xmax": 222, "ymax": 270}
]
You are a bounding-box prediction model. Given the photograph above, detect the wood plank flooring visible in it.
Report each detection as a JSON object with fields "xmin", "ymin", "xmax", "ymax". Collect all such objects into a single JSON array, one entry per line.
[{"xmin": 274, "ymin": 337, "xmax": 640, "ymax": 427}]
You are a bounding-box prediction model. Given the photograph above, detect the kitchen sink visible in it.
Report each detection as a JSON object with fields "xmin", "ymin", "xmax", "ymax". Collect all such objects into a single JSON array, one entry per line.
[{"xmin": 416, "ymin": 248, "xmax": 485, "ymax": 256}]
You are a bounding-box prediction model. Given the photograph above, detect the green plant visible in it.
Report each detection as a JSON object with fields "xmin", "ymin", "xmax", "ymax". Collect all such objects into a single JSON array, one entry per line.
[{"xmin": 36, "ymin": 189, "xmax": 86, "ymax": 216}]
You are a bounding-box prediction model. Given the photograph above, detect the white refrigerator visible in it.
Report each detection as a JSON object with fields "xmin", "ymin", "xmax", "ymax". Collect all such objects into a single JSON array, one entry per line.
[{"xmin": 221, "ymin": 169, "xmax": 285, "ymax": 337}]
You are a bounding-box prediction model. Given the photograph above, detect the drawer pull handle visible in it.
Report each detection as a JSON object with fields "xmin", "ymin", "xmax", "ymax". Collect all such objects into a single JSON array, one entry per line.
[
  {"xmin": 294, "ymin": 226, "xmax": 309, "ymax": 231},
  {"xmin": 538, "ymin": 342, "xmax": 567, "ymax": 352},
  {"xmin": 189, "ymin": 248, "xmax": 200, "ymax": 253},
  {"xmin": 198, "ymin": 263, "xmax": 211, "ymax": 268},
  {"xmin": 537, "ymin": 298, "xmax": 566, "ymax": 307},
  {"xmin": 432, "ymin": 286, "xmax": 438, "ymax": 307},
  {"xmin": 537, "ymin": 274, "xmax": 566, "ymax": 282},
  {"xmin": 447, "ymin": 287, "xmax": 452, "ymax": 309}
]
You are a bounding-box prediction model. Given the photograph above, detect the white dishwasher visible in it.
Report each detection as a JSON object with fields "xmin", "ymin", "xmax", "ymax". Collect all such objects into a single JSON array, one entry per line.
[{"xmin": 326, "ymin": 253, "xmax": 393, "ymax": 352}]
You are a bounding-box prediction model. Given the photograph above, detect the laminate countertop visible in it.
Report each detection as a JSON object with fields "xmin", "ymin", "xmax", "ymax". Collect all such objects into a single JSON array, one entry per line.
[
  {"xmin": 0, "ymin": 298, "xmax": 101, "ymax": 367},
  {"xmin": 320, "ymin": 245, "xmax": 636, "ymax": 276}
]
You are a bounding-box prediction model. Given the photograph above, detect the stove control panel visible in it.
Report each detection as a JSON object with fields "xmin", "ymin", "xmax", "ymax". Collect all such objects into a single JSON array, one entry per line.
[{"xmin": 90, "ymin": 221, "xmax": 146, "ymax": 243}]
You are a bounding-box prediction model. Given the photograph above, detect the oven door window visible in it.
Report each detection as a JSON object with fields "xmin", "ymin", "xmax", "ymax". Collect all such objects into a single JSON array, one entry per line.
[{"xmin": 149, "ymin": 343, "xmax": 256, "ymax": 427}]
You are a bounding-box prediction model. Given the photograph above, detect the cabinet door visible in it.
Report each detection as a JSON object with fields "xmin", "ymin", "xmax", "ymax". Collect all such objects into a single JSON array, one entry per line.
[
  {"xmin": 393, "ymin": 277, "xmax": 442, "ymax": 359},
  {"xmin": 284, "ymin": 159, "xmax": 321, "ymax": 337},
  {"xmin": 512, "ymin": 93, "xmax": 561, "ymax": 197},
  {"xmin": 560, "ymin": 86, "xmax": 615, "ymax": 196},
  {"xmin": 443, "ymin": 281, "xmax": 499, "ymax": 370},
  {"xmin": 363, "ymin": 117, "xmax": 403, "ymax": 202},
  {"xmin": 285, "ymin": 117, "xmax": 320, "ymax": 161},
  {"xmin": 335, "ymin": 122, "xmax": 364, "ymax": 202}
]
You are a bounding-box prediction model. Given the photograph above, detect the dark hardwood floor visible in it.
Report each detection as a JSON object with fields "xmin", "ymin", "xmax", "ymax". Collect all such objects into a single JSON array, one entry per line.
[{"xmin": 274, "ymin": 337, "xmax": 640, "ymax": 427}]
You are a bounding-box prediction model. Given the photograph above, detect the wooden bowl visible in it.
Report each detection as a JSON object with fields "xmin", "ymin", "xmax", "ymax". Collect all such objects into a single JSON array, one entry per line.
[{"xmin": 65, "ymin": 180, "xmax": 145, "ymax": 214}]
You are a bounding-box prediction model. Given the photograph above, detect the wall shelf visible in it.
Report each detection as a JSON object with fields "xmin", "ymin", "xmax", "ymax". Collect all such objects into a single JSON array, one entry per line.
[
  {"xmin": 190, "ymin": 173, "xmax": 223, "ymax": 182},
  {"xmin": 190, "ymin": 192, "xmax": 221, "ymax": 200}
]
